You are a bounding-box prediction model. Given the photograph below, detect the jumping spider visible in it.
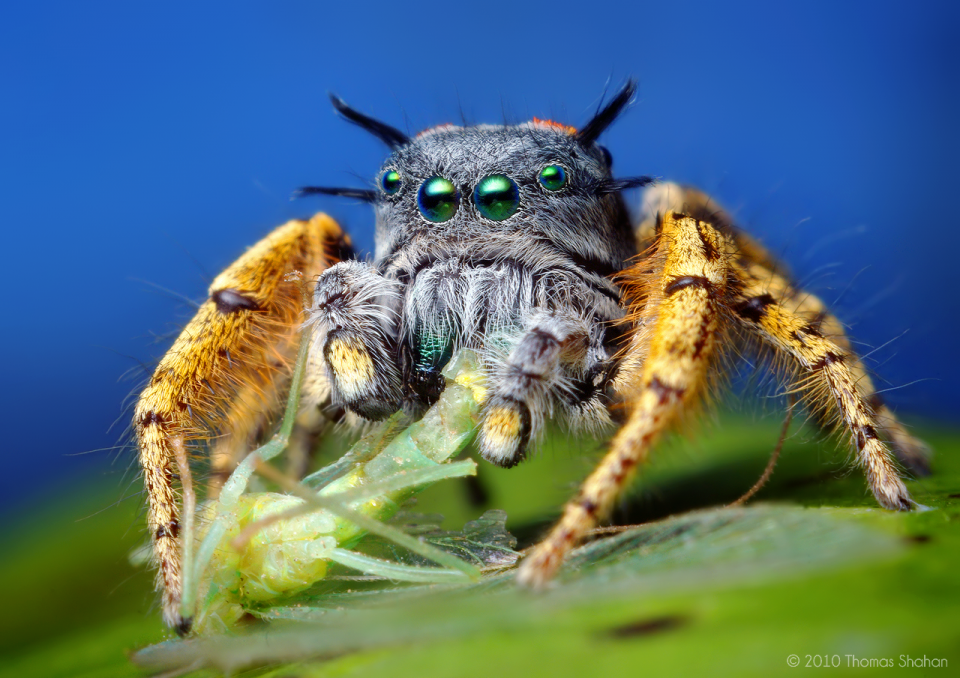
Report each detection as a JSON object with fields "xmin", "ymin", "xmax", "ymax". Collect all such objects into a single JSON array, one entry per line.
[{"xmin": 135, "ymin": 81, "xmax": 930, "ymax": 633}]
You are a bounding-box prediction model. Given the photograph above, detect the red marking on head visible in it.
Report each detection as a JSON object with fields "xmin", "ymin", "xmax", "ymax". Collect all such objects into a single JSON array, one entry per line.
[
  {"xmin": 532, "ymin": 118, "xmax": 578, "ymax": 135},
  {"xmin": 416, "ymin": 123, "xmax": 458, "ymax": 138}
]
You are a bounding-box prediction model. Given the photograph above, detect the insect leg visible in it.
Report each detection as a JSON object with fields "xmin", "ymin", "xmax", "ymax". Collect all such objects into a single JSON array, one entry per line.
[{"xmin": 517, "ymin": 211, "xmax": 730, "ymax": 586}]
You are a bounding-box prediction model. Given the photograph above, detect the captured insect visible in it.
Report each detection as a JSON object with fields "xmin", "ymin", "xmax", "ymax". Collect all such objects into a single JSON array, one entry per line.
[{"xmin": 135, "ymin": 80, "xmax": 930, "ymax": 634}]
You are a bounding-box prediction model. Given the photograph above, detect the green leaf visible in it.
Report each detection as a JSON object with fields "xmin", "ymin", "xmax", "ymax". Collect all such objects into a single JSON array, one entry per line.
[{"xmin": 2, "ymin": 422, "xmax": 958, "ymax": 678}]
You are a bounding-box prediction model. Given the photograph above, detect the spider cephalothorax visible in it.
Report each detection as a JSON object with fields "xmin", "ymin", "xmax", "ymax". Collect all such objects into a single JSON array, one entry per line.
[
  {"xmin": 302, "ymin": 85, "xmax": 652, "ymax": 468},
  {"xmin": 135, "ymin": 81, "xmax": 929, "ymax": 633}
]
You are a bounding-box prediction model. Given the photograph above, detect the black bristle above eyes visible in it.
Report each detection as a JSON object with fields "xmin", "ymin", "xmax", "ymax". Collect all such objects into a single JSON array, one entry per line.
[
  {"xmin": 576, "ymin": 80, "xmax": 638, "ymax": 145},
  {"xmin": 597, "ymin": 175, "xmax": 656, "ymax": 195},
  {"xmin": 329, "ymin": 94, "xmax": 410, "ymax": 150},
  {"xmin": 294, "ymin": 186, "xmax": 378, "ymax": 203}
]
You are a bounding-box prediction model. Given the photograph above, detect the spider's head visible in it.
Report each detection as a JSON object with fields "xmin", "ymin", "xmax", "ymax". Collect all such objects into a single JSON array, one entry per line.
[{"xmin": 300, "ymin": 81, "xmax": 652, "ymax": 267}]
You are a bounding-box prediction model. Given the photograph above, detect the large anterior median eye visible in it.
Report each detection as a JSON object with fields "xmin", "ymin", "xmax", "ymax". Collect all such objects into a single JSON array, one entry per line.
[
  {"xmin": 418, "ymin": 176, "xmax": 459, "ymax": 222},
  {"xmin": 474, "ymin": 175, "xmax": 520, "ymax": 221}
]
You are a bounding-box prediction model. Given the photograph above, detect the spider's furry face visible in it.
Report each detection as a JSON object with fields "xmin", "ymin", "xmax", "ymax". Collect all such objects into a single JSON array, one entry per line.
[
  {"xmin": 303, "ymin": 88, "xmax": 653, "ymax": 455},
  {"xmin": 371, "ymin": 123, "xmax": 635, "ymax": 272}
]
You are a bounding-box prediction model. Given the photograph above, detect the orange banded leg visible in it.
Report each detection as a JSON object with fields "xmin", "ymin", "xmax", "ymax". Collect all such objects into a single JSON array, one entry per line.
[
  {"xmin": 734, "ymin": 258, "xmax": 930, "ymax": 474},
  {"xmin": 641, "ymin": 183, "xmax": 929, "ymax": 473},
  {"xmin": 134, "ymin": 213, "xmax": 349, "ymax": 632},
  {"xmin": 207, "ymin": 381, "xmax": 276, "ymax": 496},
  {"xmin": 729, "ymin": 263, "xmax": 914, "ymax": 510},
  {"xmin": 517, "ymin": 211, "xmax": 731, "ymax": 586}
]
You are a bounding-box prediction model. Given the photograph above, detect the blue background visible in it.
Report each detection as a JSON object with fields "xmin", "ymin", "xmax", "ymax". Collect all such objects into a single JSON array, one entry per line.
[{"xmin": 2, "ymin": 1, "xmax": 958, "ymax": 513}]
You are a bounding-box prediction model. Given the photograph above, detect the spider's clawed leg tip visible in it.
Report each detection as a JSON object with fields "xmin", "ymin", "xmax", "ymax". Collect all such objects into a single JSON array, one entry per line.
[
  {"xmin": 898, "ymin": 490, "xmax": 924, "ymax": 511},
  {"xmin": 175, "ymin": 616, "xmax": 193, "ymax": 637},
  {"xmin": 478, "ymin": 447, "xmax": 521, "ymax": 469},
  {"xmin": 515, "ymin": 555, "xmax": 557, "ymax": 591},
  {"xmin": 878, "ymin": 482, "xmax": 916, "ymax": 512}
]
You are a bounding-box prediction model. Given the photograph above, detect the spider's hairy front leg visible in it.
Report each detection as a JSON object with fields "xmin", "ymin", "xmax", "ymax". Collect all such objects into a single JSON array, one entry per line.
[
  {"xmin": 135, "ymin": 214, "xmax": 349, "ymax": 632},
  {"xmin": 308, "ymin": 261, "xmax": 403, "ymax": 420},
  {"xmin": 479, "ymin": 312, "xmax": 592, "ymax": 467},
  {"xmin": 518, "ymin": 211, "xmax": 731, "ymax": 586},
  {"xmin": 729, "ymin": 260, "xmax": 916, "ymax": 510}
]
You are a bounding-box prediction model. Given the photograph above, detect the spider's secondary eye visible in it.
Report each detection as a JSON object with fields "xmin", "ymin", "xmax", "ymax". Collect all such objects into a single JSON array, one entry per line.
[
  {"xmin": 381, "ymin": 169, "xmax": 402, "ymax": 195},
  {"xmin": 474, "ymin": 175, "xmax": 520, "ymax": 221},
  {"xmin": 418, "ymin": 176, "xmax": 459, "ymax": 222},
  {"xmin": 538, "ymin": 164, "xmax": 567, "ymax": 191}
]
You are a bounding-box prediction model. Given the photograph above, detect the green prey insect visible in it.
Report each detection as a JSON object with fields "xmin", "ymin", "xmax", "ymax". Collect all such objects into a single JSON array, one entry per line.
[{"xmin": 176, "ymin": 329, "xmax": 500, "ymax": 634}]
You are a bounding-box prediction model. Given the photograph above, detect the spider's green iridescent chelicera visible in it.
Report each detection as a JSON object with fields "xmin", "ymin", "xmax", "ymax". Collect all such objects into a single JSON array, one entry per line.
[
  {"xmin": 415, "ymin": 330, "xmax": 454, "ymax": 373},
  {"xmin": 538, "ymin": 164, "xmax": 567, "ymax": 191},
  {"xmin": 418, "ymin": 176, "xmax": 459, "ymax": 222},
  {"xmin": 381, "ymin": 169, "xmax": 401, "ymax": 195},
  {"xmin": 474, "ymin": 174, "xmax": 520, "ymax": 221}
]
